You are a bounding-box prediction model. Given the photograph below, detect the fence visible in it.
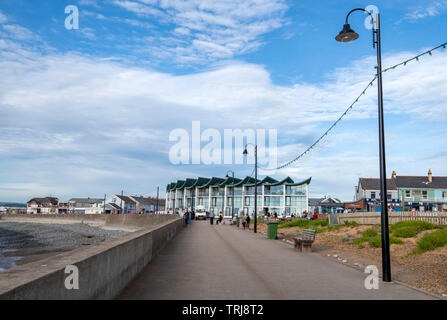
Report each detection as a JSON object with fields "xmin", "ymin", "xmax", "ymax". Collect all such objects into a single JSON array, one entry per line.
[{"xmin": 334, "ymin": 211, "xmax": 447, "ymax": 226}]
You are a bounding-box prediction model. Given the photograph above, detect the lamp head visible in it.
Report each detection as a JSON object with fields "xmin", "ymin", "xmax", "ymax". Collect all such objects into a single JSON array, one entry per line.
[
  {"xmin": 243, "ymin": 148, "xmax": 248, "ymax": 156},
  {"xmin": 225, "ymin": 173, "xmax": 229, "ymax": 178},
  {"xmin": 335, "ymin": 23, "xmax": 359, "ymax": 42}
]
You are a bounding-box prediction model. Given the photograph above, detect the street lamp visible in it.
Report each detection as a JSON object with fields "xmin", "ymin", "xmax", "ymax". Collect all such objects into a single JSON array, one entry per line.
[
  {"xmin": 226, "ymin": 170, "xmax": 235, "ymax": 219},
  {"xmin": 336, "ymin": 8, "xmax": 391, "ymax": 282},
  {"xmin": 243, "ymin": 143, "xmax": 258, "ymax": 233}
]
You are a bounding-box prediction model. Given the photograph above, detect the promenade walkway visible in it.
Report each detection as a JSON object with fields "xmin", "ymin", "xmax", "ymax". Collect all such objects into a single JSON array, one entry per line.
[{"xmin": 118, "ymin": 220, "xmax": 434, "ymax": 300}]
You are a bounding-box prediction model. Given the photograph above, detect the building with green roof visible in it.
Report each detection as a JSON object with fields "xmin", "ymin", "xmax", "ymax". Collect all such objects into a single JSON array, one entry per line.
[{"xmin": 166, "ymin": 175, "xmax": 311, "ymax": 218}]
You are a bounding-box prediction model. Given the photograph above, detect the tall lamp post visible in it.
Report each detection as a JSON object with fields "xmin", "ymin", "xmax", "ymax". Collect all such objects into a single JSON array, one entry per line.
[
  {"xmin": 335, "ymin": 8, "xmax": 391, "ymax": 282},
  {"xmin": 243, "ymin": 143, "xmax": 258, "ymax": 233},
  {"xmin": 226, "ymin": 170, "xmax": 235, "ymax": 219}
]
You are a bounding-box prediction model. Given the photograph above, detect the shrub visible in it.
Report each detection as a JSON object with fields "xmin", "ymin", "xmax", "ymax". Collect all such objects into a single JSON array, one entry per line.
[
  {"xmin": 391, "ymin": 221, "xmax": 436, "ymax": 233},
  {"xmin": 278, "ymin": 219, "xmax": 310, "ymax": 229},
  {"xmin": 312, "ymin": 218, "xmax": 329, "ymax": 227},
  {"xmin": 390, "ymin": 236, "xmax": 404, "ymax": 245},
  {"xmin": 327, "ymin": 225, "xmax": 340, "ymax": 232},
  {"xmin": 416, "ymin": 229, "xmax": 447, "ymax": 253},
  {"xmin": 368, "ymin": 236, "xmax": 382, "ymax": 248},
  {"xmin": 368, "ymin": 235, "xmax": 403, "ymax": 247},
  {"xmin": 392, "ymin": 226, "xmax": 417, "ymax": 238},
  {"xmin": 362, "ymin": 229, "xmax": 378, "ymax": 238},
  {"xmin": 278, "ymin": 218, "xmax": 329, "ymax": 229},
  {"xmin": 353, "ymin": 236, "xmax": 368, "ymax": 245},
  {"xmin": 344, "ymin": 221, "xmax": 359, "ymax": 227}
]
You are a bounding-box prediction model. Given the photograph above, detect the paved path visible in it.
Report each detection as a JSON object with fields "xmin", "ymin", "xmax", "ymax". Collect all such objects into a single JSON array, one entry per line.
[{"xmin": 118, "ymin": 220, "xmax": 434, "ymax": 300}]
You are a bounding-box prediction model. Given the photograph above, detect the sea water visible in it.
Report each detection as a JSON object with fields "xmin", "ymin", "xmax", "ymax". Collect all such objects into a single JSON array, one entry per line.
[{"xmin": 0, "ymin": 249, "xmax": 22, "ymax": 272}]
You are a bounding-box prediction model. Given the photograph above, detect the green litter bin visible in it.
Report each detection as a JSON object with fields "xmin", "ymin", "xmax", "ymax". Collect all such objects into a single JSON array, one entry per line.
[
  {"xmin": 267, "ymin": 221, "xmax": 278, "ymax": 239},
  {"xmin": 236, "ymin": 217, "xmax": 240, "ymax": 228}
]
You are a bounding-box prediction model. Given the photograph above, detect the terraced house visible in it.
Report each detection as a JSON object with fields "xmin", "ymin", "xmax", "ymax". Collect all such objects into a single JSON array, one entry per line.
[
  {"xmin": 166, "ymin": 176, "xmax": 311, "ymax": 218},
  {"xmin": 356, "ymin": 170, "xmax": 447, "ymax": 212}
]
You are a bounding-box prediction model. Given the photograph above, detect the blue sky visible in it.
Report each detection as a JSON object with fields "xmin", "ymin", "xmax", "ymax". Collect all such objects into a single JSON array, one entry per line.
[{"xmin": 0, "ymin": 0, "xmax": 447, "ymax": 202}]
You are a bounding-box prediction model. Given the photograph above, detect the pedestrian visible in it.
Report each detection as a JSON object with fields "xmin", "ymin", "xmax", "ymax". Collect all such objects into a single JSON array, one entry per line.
[
  {"xmin": 217, "ymin": 212, "xmax": 223, "ymax": 225},
  {"xmin": 246, "ymin": 214, "xmax": 251, "ymax": 230},
  {"xmin": 210, "ymin": 211, "xmax": 215, "ymax": 225},
  {"xmin": 273, "ymin": 211, "xmax": 278, "ymax": 219},
  {"xmin": 242, "ymin": 216, "xmax": 246, "ymax": 229},
  {"xmin": 183, "ymin": 211, "xmax": 189, "ymax": 227}
]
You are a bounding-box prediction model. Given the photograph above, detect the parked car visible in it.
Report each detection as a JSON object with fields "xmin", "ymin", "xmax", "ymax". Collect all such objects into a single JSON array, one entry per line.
[{"xmin": 195, "ymin": 206, "xmax": 207, "ymax": 220}]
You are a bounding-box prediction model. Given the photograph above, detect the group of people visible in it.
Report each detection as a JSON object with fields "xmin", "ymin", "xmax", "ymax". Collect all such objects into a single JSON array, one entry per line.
[
  {"xmin": 175, "ymin": 210, "xmax": 196, "ymax": 227},
  {"xmin": 303, "ymin": 210, "xmax": 318, "ymax": 220}
]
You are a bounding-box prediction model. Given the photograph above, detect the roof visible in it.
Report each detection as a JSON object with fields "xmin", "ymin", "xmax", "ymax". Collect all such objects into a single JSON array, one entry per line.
[
  {"xmin": 233, "ymin": 176, "xmax": 258, "ymax": 187},
  {"xmin": 394, "ymin": 176, "xmax": 447, "ymax": 189},
  {"xmin": 108, "ymin": 203, "xmax": 121, "ymax": 210},
  {"xmin": 359, "ymin": 178, "xmax": 397, "ymax": 190},
  {"xmin": 359, "ymin": 175, "xmax": 447, "ymax": 190},
  {"xmin": 69, "ymin": 198, "xmax": 104, "ymax": 204},
  {"xmin": 200, "ymin": 177, "xmax": 225, "ymax": 188},
  {"xmin": 309, "ymin": 197, "xmax": 342, "ymax": 206},
  {"xmin": 217, "ymin": 177, "xmax": 242, "ymax": 187},
  {"xmin": 116, "ymin": 195, "xmax": 136, "ymax": 203},
  {"xmin": 27, "ymin": 197, "xmax": 59, "ymax": 205},
  {"xmin": 166, "ymin": 176, "xmax": 311, "ymax": 189}
]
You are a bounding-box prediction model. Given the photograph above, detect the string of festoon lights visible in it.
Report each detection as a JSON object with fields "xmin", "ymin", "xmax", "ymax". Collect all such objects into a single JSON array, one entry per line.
[{"xmin": 262, "ymin": 41, "xmax": 447, "ymax": 171}]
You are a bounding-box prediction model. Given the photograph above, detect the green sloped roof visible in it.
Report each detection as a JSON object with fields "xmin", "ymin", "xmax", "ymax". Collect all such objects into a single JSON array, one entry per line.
[
  {"xmin": 234, "ymin": 176, "xmax": 259, "ymax": 187},
  {"xmin": 261, "ymin": 176, "xmax": 278, "ymax": 184},
  {"xmin": 264, "ymin": 176, "xmax": 295, "ymax": 186},
  {"xmin": 174, "ymin": 178, "xmax": 197, "ymax": 190},
  {"xmin": 166, "ymin": 182, "xmax": 176, "ymax": 192},
  {"xmin": 185, "ymin": 177, "xmax": 210, "ymax": 189},
  {"xmin": 198, "ymin": 177, "xmax": 225, "ymax": 189},
  {"xmin": 217, "ymin": 177, "xmax": 242, "ymax": 187},
  {"xmin": 173, "ymin": 180, "xmax": 185, "ymax": 190},
  {"xmin": 285, "ymin": 177, "xmax": 312, "ymax": 186}
]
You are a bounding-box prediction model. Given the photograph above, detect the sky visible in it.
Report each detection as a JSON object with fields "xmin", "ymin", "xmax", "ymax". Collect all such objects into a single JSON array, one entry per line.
[{"xmin": 0, "ymin": 0, "xmax": 447, "ymax": 203}]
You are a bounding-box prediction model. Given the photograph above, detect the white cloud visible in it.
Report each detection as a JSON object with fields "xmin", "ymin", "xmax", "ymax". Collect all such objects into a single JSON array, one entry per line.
[
  {"xmin": 112, "ymin": 0, "xmax": 287, "ymax": 63},
  {"xmin": 399, "ymin": 1, "xmax": 447, "ymax": 23},
  {"xmin": 1, "ymin": 24, "xmax": 40, "ymax": 41},
  {"xmin": 78, "ymin": 0, "xmax": 101, "ymax": 8},
  {"xmin": 0, "ymin": 11, "xmax": 7, "ymax": 24}
]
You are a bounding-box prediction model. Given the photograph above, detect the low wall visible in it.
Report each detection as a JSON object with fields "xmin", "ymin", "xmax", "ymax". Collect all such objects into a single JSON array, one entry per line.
[
  {"xmin": 0, "ymin": 213, "xmax": 176, "ymax": 229},
  {"xmin": 337, "ymin": 211, "xmax": 447, "ymax": 225},
  {"xmin": 0, "ymin": 214, "xmax": 182, "ymax": 299}
]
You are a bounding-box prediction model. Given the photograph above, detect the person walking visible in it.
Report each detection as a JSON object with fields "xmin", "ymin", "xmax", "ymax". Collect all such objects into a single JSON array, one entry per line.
[
  {"xmin": 217, "ymin": 212, "xmax": 223, "ymax": 225},
  {"xmin": 183, "ymin": 211, "xmax": 189, "ymax": 227},
  {"xmin": 210, "ymin": 211, "xmax": 215, "ymax": 225},
  {"xmin": 245, "ymin": 214, "xmax": 251, "ymax": 230},
  {"xmin": 242, "ymin": 215, "xmax": 246, "ymax": 229}
]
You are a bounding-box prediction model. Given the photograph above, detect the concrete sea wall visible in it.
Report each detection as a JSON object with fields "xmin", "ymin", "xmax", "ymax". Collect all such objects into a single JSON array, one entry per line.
[{"xmin": 0, "ymin": 214, "xmax": 182, "ymax": 299}]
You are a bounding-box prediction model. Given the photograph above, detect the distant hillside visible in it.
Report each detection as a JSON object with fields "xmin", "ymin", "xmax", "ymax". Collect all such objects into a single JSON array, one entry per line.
[{"xmin": 0, "ymin": 202, "xmax": 27, "ymax": 207}]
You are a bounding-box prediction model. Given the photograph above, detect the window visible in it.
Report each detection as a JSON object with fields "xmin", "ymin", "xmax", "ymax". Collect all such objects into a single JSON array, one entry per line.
[
  {"xmin": 405, "ymin": 190, "xmax": 411, "ymax": 198},
  {"xmin": 244, "ymin": 197, "xmax": 251, "ymax": 206},
  {"xmin": 422, "ymin": 190, "xmax": 428, "ymax": 200},
  {"xmin": 387, "ymin": 193, "xmax": 392, "ymax": 200},
  {"xmin": 264, "ymin": 196, "xmax": 270, "ymax": 206},
  {"xmin": 285, "ymin": 196, "xmax": 291, "ymax": 206},
  {"xmin": 371, "ymin": 192, "xmax": 376, "ymax": 199},
  {"xmin": 443, "ymin": 191, "xmax": 447, "ymax": 199}
]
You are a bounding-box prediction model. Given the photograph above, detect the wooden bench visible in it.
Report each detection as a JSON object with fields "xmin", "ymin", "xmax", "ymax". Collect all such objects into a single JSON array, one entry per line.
[{"xmin": 293, "ymin": 229, "xmax": 316, "ymax": 252}]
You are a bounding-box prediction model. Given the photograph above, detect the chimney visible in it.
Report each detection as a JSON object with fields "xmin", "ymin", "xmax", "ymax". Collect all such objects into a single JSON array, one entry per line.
[
  {"xmin": 391, "ymin": 171, "xmax": 396, "ymax": 179},
  {"xmin": 428, "ymin": 169, "xmax": 432, "ymax": 183}
]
